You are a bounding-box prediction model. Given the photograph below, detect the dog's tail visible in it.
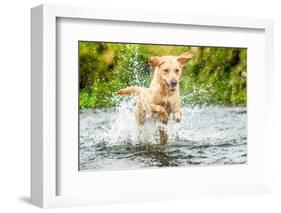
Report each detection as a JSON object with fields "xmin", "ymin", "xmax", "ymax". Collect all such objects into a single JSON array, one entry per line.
[{"xmin": 116, "ymin": 86, "xmax": 142, "ymax": 96}]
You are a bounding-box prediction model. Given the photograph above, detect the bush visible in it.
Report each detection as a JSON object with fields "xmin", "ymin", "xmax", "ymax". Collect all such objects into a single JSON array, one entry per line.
[{"xmin": 79, "ymin": 42, "xmax": 247, "ymax": 108}]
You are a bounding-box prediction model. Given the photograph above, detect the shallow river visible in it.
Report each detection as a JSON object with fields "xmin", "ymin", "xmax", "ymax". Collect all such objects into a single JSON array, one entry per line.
[{"xmin": 79, "ymin": 104, "xmax": 247, "ymax": 171}]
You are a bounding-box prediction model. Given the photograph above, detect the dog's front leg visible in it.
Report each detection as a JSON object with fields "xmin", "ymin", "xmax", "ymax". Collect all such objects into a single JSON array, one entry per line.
[
  {"xmin": 172, "ymin": 102, "xmax": 182, "ymax": 122},
  {"xmin": 174, "ymin": 111, "xmax": 182, "ymax": 122},
  {"xmin": 150, "ymin": 104, "xmax": 168, "ymax": 124}
]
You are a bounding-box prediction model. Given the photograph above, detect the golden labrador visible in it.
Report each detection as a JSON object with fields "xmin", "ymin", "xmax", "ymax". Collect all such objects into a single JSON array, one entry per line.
[{"xmin": 116, "ymin": 51, "xmax": 193, "ymax": 143}]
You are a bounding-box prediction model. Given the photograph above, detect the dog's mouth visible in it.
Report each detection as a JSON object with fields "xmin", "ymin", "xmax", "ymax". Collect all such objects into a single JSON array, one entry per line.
[
  {"xmin": 164, "ymin": 80, "xmax": 177, "ymax": 92},
  {"xmin": 169, "ymin": 87, "xmax": 176, "ymax": 92}
]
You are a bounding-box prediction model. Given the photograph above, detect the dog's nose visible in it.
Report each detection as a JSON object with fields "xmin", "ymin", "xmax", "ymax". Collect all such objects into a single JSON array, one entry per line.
[{"xmin": 170, "ymin": 79, "xmax": 177, "ymax": 87}]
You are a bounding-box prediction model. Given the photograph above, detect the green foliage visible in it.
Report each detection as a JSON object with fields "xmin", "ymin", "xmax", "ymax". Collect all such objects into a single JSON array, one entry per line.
[{"xmin": 79, "ymin": 42, "xmax": 247, "ymax": 108}]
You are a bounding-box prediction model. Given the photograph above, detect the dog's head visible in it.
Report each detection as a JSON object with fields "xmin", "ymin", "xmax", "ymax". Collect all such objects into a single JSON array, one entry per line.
[{"xmin": 149, "ymin": 51, "xmax": 193, "ymax": 92}]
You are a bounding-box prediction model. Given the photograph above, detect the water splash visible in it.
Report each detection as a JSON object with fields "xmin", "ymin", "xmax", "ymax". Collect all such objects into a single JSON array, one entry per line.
[
  {"xmin": 79, "ymin": 106, "xmax": 247, "ymax": 170},
  {"xmin": 80, "ymin": 46, "xmax": 246, "ymax": 148}
]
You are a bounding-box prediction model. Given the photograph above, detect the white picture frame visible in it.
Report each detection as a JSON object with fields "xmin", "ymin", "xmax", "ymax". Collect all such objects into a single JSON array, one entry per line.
[{"xmin": 31, "ymin": 4, "xmax": 274, "ymax": 208}]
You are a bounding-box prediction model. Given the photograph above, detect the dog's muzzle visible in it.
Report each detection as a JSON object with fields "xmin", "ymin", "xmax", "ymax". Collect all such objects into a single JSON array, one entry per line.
[{"xmin": 169, "ymin": 79, "xmax": 177, "ymax": 91}]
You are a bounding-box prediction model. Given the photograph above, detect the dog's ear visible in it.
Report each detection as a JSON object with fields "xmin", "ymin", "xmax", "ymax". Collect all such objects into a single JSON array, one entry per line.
[
  {"xmin": 177, "ymin": 51, "xmax": 193, "ymax": 64},
  {"xmin": 148, "ymin": 56, "xmax": 164, "ymax": 67}
]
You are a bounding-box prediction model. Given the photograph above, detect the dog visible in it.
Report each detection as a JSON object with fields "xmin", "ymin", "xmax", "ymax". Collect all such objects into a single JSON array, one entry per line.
[{"xmin": 116, "ymin": 51, "xmax": 193, "ymax": 143}]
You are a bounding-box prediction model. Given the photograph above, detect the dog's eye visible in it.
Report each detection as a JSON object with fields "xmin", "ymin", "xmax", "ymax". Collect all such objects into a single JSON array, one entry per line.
[
  {"xmin": 163, "ymin": 69, "xmax": 169, "ymax": 73},
  {"xmin": 175, "ymin": 69, "xmax": 180, "ymax": 74}
]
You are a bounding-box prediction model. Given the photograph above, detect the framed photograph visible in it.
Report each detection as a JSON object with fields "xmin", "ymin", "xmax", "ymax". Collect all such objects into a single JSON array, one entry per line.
[{"xmin": 31, "ymin": 4, "xmax": 274, "ymax": 208}]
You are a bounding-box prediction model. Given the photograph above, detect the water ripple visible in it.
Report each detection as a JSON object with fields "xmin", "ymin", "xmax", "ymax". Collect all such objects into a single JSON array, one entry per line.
[{"xmin": 79, "ymin": 105, "xmax": 247, "ymax": 171}]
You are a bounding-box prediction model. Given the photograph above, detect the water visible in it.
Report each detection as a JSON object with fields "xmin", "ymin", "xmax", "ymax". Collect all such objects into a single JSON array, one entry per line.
[
  {"xmin": 79, "ymin": 46, "xmax": 247, "ymax": 171},
  {"xmin": 79, "ymin": 103, "xmax": 247, "ymax": 171}
]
